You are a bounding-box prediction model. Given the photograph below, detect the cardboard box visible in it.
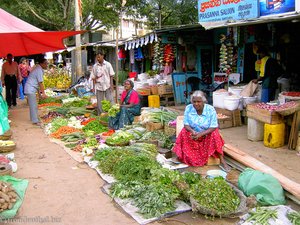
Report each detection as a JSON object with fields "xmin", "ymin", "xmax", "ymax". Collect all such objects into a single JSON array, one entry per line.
[
  {"xmin": 218, "ymin": 119, "xmax": 233, "ymax": 129},
  {"xmin": 215, "ymin": 107, "xmax": 241, "ymax": 128},
  {"xmin": 206, "ymin": 156, "xmax": 220, "ymax": 166}
]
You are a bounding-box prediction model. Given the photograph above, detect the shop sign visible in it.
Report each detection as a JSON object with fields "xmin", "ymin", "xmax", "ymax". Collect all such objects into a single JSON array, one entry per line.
[
  {"xmin": 198, "ymin": 0, "xmax": 259, "ymax": 22},
  {"xmin": 161, "ymin": 34, "xmax": 177, "ymax": 44},
  {"xmin": 259, "ymin": 0, "xmax": 295, "ymax": 17}
]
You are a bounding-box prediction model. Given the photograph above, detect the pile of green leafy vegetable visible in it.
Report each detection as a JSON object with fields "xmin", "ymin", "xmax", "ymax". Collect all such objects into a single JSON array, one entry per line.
[
  {"xmin": 93, "ymin": 148, "xmax": 135, "ymax": 174},
  {"xmin": 105, "ymin": 131, "xmax": 134, "ymax": 146},
  {"xmin": 113, "ymin": 154, "xmax": 160, "ymax": 182},
  {"xmin": 62, "ymin": 99, "xmax": 89, "ymax": 107},
  {"xmin": 126, "ymin": 143, "xmax": 157, "ymax": 158},
  {"xmin": 108, "ymin": 104, "xmax": 120, "ymax": 117},
  {"xmin": 101, "ymin": 100, "xmax": 111, "ymax": 112},
  {"xmin": 110, "ymin": 167, "xmax": 181, "ymax": 219},
  {"xmin": 39, "ymin": 96, "xmax": 62, "ymax": 104},
  {"xmin": 82, "ymin": 120, "xmax": 108, "ymax": 134},
  {"xmin": 139, "ymin": 131, "xmax": 174, "ymax": 149},
  {"xmin": 189, "ymin": 177, "xmax": 240, "ymax": 215}
]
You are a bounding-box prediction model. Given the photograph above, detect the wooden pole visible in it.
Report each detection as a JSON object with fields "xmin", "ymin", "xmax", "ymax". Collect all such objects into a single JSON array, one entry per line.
[
  {"xmin": 74, "ymin": 0, "xmax": 82, "ymax": 83},
  {"xmin": 115, "ymin": 28, "xmax": 119, "ymax": 103}
]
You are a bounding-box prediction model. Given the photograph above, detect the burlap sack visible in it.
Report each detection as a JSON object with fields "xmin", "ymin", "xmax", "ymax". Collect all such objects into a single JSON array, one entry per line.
[{"xmin": 240, "ymin": 81, "xmax": 258, "ymax": 97}]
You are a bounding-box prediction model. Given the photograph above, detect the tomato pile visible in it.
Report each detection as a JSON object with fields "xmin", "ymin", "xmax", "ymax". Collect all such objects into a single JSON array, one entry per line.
[{"xmin": 282, "ymin": 92, "xmax": 300, "ymax": 97}]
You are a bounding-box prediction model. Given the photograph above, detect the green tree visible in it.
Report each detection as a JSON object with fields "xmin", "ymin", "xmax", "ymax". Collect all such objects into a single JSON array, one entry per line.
[
  {"xmin": 138, "ymin": 0, "xmax": 198, "ymax": 29},
  {"xmin": 0, "ymin": 0, "xmax": 198, "ymax": 31}
]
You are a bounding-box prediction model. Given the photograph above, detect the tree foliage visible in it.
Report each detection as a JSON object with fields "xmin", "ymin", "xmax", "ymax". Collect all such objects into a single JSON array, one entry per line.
[{"xmin": 0, "ymin": 0, "xmax": 198, "ymax": 31}]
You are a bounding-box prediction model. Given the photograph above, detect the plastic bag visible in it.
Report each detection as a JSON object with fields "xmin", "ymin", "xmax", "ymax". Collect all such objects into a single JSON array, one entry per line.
[
  {"xmin": 0, "ymin": 94, "xmax": 10, "ymax": 135},
  {"xmin": 0, "ymin": 175, "xmax": 29, "ymax": 220},
  {"xmin": 238, "ymin": 168, "xmax": 286, "ymax": 206}
]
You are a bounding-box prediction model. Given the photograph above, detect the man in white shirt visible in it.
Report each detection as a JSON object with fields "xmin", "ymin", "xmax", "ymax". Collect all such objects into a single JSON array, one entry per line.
[
  {"xmin": 91, "ymin": 50, "xmax": 115, "ymax": 115},
  {"xmin": 1, "ymin": 53, "xmax": 21, "ymax": 108}
]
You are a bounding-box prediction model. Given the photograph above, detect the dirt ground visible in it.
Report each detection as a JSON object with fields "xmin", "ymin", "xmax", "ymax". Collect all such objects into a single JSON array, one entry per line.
[{"xmin": 4, "ymin": 100, "xmax": 300, "ymax": 225}]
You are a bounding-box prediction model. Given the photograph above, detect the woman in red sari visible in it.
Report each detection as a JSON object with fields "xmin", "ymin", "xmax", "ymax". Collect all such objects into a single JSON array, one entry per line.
[{"xmin": 173, "ymin": 90, "xmax": 227, "ymax": 168}]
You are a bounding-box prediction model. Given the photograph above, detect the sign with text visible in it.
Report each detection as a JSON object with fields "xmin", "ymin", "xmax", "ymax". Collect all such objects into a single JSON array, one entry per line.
[
  {"xmin": 259, "ymin": 0, "xmax": 295, "ymax": 17},
  {"xmin": 198, "ymin": 0, "xmax": 259, "ymax": 22}
]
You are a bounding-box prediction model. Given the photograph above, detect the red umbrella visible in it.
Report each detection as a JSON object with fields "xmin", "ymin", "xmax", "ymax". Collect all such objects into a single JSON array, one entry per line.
[{"xmin": 0, "ymin": 8, "xmax": 84, "ymax": 57}]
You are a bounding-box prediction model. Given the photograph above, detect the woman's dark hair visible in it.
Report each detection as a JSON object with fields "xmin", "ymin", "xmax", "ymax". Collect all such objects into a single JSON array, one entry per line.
[
  {"xmin": 97, "ymin": 49, "xmax": 105, "ymax": 56},
  {"xmin": 124, "ymin": 79, "xmax": 134, "ymax": 88},
  {"xmin": 38, "ymin": 58, "xmax": 47, "ymax": 64}
]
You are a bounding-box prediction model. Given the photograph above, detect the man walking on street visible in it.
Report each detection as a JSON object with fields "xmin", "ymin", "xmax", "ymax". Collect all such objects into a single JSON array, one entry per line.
[
  {"xmin": 1, "ymin": 53, "xmax": 21, "ymax": 108},
  {"xmin": 91, "ymin": 49, "xmax": 115, "ymax": 115}
]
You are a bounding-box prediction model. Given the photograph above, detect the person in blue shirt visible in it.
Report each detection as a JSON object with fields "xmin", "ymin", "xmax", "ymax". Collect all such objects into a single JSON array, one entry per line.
[
  {"xmin": 24, "ymin": 58, "xmax": 48, "ymax": 126},
  {"xmin": 173, "ymin": 90, "xmax": 227, "ymax": 167}
]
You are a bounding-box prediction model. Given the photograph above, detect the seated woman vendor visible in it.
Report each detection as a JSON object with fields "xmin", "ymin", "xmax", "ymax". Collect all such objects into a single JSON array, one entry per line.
[
  {"xmin": 109, "ymin": 79, "xmax": 141, "ymax": 130},
  {"xmin": 173, "ymin": 90, "xmax": 227, "ymax": 168}
]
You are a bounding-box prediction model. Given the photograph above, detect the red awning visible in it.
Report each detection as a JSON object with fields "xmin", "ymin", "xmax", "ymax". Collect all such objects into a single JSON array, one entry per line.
[{"xmin": 0, "ymin": 8, "xmax": 84, "ymax": 57}]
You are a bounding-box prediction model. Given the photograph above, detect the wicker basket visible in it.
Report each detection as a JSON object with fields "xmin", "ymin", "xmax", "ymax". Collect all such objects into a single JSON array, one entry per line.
[
  {"xmin": 275, "ymin": 102, "xmax": 300, "ymax": 116},
  {"xmin": 0, "ymin": 162, "xmax": 12, "ymax": 176},
  {"xmin": 0, "ymin": 130, "xmax": 12, "ymax": 140},
  {"xmin": 0, "ymin": 144, "xmax": 16, "ymax": 153}
]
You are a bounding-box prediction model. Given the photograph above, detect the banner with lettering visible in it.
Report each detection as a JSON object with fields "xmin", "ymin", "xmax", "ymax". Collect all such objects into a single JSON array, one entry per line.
[
  {"xmin": 259, "ymin": 0, "xmax": 295, "ymax": 17},
  {"xmin": 198, "ymin": 0, "xmax": 259, "ymax": 22}
]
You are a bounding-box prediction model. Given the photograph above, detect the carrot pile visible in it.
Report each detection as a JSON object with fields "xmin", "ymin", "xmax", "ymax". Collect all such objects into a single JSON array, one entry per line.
[
  {"xmin": 50, "ymin": 126, "xmax": 81, "ymax": 139},
  {"xmin": 72, "ymin": 145, "xmax": 83, "ymax": 152},
  {"xmin": 102, "ymin": 129, "xmax": 115, "ymax": 137},
  {"xmin": 81, "ymin": 118, "xmax": 96, "ymax": 125},
  {"xmin": 38, "ymin": 103, "xmax": 62, "ymax": 108}
]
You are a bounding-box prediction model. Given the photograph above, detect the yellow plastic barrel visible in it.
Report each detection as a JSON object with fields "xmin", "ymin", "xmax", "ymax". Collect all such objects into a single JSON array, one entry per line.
[
  {"xmin": 148, "ymin": 95, "xmax": 160, "ymax": 108},
  {"xmin": 264, "ymin": 123, "xmax": 285, "ymax": 148}
]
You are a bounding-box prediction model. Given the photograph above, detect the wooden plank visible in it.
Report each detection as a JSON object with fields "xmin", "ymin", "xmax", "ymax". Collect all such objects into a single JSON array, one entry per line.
[
  {"xmin": 247, "ymin": 104, "xmax": 283, "ymax": 124},
  {"xmin": 224, "ymin": 143, "xmax": 300, "ymax": 200},
  {"xmin": 247, "ymin": 110, "xmax": 283, "ymax": 124}
]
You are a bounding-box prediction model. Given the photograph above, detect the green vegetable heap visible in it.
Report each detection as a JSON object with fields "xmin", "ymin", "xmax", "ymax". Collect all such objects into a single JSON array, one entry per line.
[
  {"xmin": 101, "ymin": 100, "xmax": 111, "ymax": 112},
  {"xmin": 82, "ymin": 120, "xmax": 108, "ymax": 134},
  {"xmin": 189, "ymin": 177, "xmax": 240, "ymax": 216},
  {"xmin": 246, "ymin": 207, "xmax": 278, "ymax": 225},
  {"xmin": 108, "ymin": 104, "xmax": 120, "ymax": 117}
]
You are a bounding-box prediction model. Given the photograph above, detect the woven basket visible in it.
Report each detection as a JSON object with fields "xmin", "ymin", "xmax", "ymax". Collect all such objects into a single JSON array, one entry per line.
[
  {"xmin": 190, "ymin": 183, "xmax": 247, "ymax": 218},
  {"xmin": 276, "ymin": 102, "xmax": 300, "ymax": 116},
  {"xmin": 0, "ymin": 144, "xmax": 16, "ymax": 153},
  {"xmin": 0, "ymin": 162, "xmax": 12, "ymax": 176},
  {"xmin": 0, "ymin": 130, "xmax": 12, "ymax": 140}
]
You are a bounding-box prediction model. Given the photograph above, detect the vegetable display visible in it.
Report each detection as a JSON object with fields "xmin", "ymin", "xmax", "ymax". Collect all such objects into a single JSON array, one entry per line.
[
  {"xmin": 246, "ymin": 207, "xmax": 278, "ymax": 225},
  {"xmin": 50, "ymin": 126, "xmax": 81, "ymax": 139},
  {"xmin": 113, "ymin": 155, "xmax": 160, "ymax": 182},
  {"xmin": 101, "ymin": 100, "xmax": 111, "ymax": 112},
  {"xmin": 105, "ymin": 131, "xmax": 134, "ymax": 146},
  {"xmin": 50, "ymin": 118, "xmax": 68, "ymax": 132},
  {"xmin": 189, "ymin": 177, "xmax": 240, "ymax": 215},
  {"xmin": 287, "ymin": 211, "xmax": 300, "ymax": 225},
  {"xmin": 140, "ymin": 108, "xmax": 178, "ymax": 125},
  {"xmin": 82, "ymin": 120, "xmax": 108, "ymax": 134},
  {"xmin": 0, "ymin": 181, "xmax": 18, "ymax": 212},
  {"xmin": 108, "ymin": 104, "xmax": 120, "ymax": 117},
  {"xmin": 94, "ymin": 148, "xmax": 135, "ymax": 174}
]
